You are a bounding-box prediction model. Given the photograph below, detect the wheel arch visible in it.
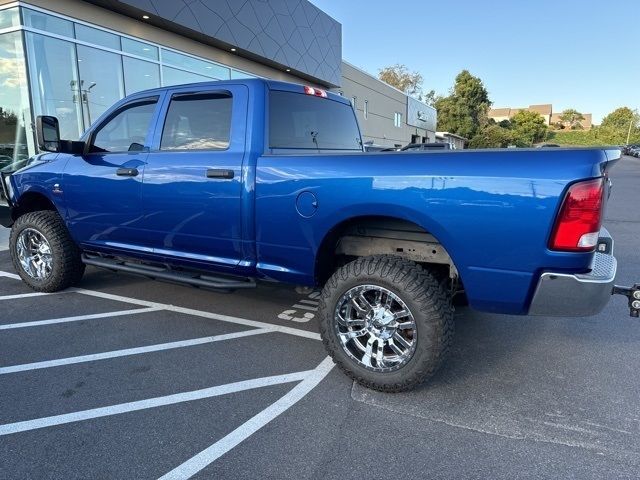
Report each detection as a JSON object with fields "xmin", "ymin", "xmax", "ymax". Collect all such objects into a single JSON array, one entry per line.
[
  {"xmin": 314, "ymin": 212, "xmax": 461, "ymax": 285},
  {"xmin": 11, "ymin": 191, "xmax": 59, "ymax": 223}
]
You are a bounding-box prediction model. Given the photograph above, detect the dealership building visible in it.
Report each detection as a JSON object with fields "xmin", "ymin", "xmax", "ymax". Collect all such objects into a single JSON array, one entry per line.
[{"xmin": 0, "ymin": 0, "xmax": 436, "ymax": 162}]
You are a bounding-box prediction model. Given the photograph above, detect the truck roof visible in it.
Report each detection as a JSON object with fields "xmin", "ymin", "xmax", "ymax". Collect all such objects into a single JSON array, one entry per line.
[{"xmin": 122, "ymin": 77, "xmax": 349, "ymax": 105}]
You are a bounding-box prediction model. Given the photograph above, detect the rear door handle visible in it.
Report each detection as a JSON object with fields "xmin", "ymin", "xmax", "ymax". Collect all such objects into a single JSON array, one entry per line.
[
  {"xmin": 206, "ymin": 169, "xmax": 234, "ymax": 179},
  {"xmin": 116, "ymin": 168, "xmax": 139, "ymax": 177}
]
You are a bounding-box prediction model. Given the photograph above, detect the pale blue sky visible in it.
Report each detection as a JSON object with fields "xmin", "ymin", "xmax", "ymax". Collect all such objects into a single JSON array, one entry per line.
[{"xmin": 312, "ymin": 0, "xmax": 639, "ymax": 123}]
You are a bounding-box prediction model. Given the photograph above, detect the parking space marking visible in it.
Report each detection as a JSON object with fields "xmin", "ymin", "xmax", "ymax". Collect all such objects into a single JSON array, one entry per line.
[
  {"xmin": 0, "ymin": 270, "xmax": 321, "ymax": 340},
  {"xmin": 0, "ymin": 307, "xmax": 162, "ymax": 331},
  {"xmin": 0, "ymin": 292, "xmax": 73, "ymax": 301},
  {"xmin": 74, "ymin": 286, "xmax": 322, "ymax": 341},
  {"xmin": 0, "ymin": 271, "xmax": 19, "ymax": 280},
  {"xmin": 0, "ymin": 328, "xmax": 273, "ymax": 375},
  {"xmin": 277, "ymin": 291, "xmax": 320, "ymax": 323},
  {"xmin": 291, "ymin": 303, "xmax": 318, "ymax": 312},
  {"xmin": 159, "ymin": 357, "xmax": 334, "ymax": 480},
  {"xmin": 0, "ymin": 369, "xmax": 315, "ymax": 436}
]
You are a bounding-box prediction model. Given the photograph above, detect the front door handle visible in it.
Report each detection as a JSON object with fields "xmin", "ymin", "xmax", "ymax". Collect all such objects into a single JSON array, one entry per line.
[
  {"xmin": 116, "ymin": 168, "xmax": 139, "ymax": 177},
  {"xmin": 206, "ymin": 169, "xmax": 234, "ymax": 179}
]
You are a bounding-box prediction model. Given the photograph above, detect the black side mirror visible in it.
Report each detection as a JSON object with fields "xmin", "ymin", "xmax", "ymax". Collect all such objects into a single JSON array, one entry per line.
[{"xmin": 36, "ymin": 116, "xmax": 61, "ymax": 152}]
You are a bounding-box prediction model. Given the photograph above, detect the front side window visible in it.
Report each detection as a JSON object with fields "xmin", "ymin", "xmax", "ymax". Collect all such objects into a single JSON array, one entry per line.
[
  {"xmin": 269, "ymin": 91, "xmax": 362, "ymax": 151},
  {"xmin": 160, "ymin": 93, "xmax": 232, "ymax": 151},
  {"xmin": 90, "ymin": 98, "xmax": 157, "ymax": 153}
]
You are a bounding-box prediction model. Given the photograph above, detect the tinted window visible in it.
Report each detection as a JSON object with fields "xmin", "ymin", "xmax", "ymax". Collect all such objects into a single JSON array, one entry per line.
[
  {"xmin": 160, "ymin": 93, "xmax": 232, "ymax": 151},
  {"xmin": 269, "ymin": 92, "xmax": 362, "ymax": 151},
  {"xmin": 91, "ymin": 99, "xmax": 157, "ymax": 153}
]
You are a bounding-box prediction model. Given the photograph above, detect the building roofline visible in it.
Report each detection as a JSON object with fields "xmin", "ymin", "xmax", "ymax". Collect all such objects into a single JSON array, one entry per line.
[{"xmin": 341, "ymin": 59, "xmax": 436, "ymax": 112}]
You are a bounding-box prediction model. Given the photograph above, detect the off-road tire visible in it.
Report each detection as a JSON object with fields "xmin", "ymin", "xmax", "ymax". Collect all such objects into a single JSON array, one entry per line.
[
  {"xmin": 319, "ymin": 255, "xmax": 454, "ymax": 392},
  {"xmin": 10, "ymin": 211, "xmax": 85, "ymax": 292}
]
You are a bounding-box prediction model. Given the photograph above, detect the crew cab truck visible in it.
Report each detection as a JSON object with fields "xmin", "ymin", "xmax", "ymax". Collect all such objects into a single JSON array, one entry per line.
[{"xmin": 1, "ymin": 79, "xmax": 638, "ymax": 392}]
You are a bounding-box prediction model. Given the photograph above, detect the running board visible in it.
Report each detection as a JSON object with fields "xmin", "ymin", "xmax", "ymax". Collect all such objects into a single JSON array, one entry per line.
[{"xmin": 81, "ymin": 254, "xmax": 256, "ymax": 291}]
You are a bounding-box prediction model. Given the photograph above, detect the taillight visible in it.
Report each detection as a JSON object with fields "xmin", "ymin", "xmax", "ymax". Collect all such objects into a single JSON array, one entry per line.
[
  {"xmin": 304, "ymin": 86, "xmax": 327, "ymax": 98},
  {"xmin": 550, "ymin": 177, "xmax": 605, "ymax": 252}
]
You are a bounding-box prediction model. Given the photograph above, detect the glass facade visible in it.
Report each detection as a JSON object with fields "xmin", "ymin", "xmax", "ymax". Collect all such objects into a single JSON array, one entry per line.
[
  {"xmin": 0, "ymin": 4, "xmax": 259, "ymax": 163},
  {"xmin": 0, "ymin": 11, "xmax": 32, "ymax": 169}
]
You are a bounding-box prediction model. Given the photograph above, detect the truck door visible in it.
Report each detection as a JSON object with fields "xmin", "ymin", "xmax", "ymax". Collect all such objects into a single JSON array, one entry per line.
[
  {"xmin": 63, "ymin": 95, "xmax": 161, "ymax": 252},
  {"xmin": 142, "ymin": 85, "xmax": 247, "ymax": 270}
]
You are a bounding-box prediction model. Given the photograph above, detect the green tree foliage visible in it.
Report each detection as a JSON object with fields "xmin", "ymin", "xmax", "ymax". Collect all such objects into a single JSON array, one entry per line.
[
  {"xmin": 558, "ymin": 109, "xmax": 585, "ymax": 129},
  {"xmin": 435, "ymin": 70, "xmax": 490, "ymax": 139},
  {"xmin": 468, "ymin": 125, "xmax": 513, "ymax": 148},
  {"xmin": 601, "ymin": 107, "xmax": 637, "ymax": 130},
  {"xmin": 378, "ymin": 64, "xmax": 424, "ymax": 97},
  {"xmin": 510, "ymin": 110, "xmax": 548, "ymax": 146}
]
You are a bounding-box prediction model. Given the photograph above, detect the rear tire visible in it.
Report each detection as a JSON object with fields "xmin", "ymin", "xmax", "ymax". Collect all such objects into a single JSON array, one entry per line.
[
  {"xmin": 10, "ymin": 211, "xmax": 85, "ymax": 292},
  {"xmin": 319, "ymin": 255, "xmax": 454, "ymax": 392}
]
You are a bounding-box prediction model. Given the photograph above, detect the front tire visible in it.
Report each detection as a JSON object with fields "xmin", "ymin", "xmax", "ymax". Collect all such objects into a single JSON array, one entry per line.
[
  {"xmin": 319, "ymin": 255, "xmax": 454, "ymax": 392},
  {"xmin": 10, "ymin": 211, "xmax": 85, "ymax": 292}
]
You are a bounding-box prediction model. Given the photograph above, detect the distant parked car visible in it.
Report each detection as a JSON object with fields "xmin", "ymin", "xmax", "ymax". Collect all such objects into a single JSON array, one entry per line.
[
  {"xmin": 401, "ymin": 142, "xmax": 451, "ymax": 152},
  {"xmin": 363, "ymin": 143, "xmax": 387, "ymax": 152}
]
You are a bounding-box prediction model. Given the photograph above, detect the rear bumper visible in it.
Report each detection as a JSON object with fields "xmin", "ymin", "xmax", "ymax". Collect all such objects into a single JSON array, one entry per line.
[{"xmin": 528, "ymin": 230, "xmax": 616, "ymax": 317}]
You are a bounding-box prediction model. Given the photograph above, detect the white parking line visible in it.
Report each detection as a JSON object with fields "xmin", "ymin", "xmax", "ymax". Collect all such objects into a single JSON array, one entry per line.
[
  {"xmin": 0, "ymin": 291, "xmax": 70, "ymax": 301},
  {"xmin": 159, "ymin": 357, "xmax": 335, "ymax": 480},
  {"xmin": 75, "ymin": 287, "xmax": 321, "ymax": 341},
  {"xmin": 0, "ymin": 270, "xmax": 321, "ymax": 341},
  {"xmin": 0, "ymin": 369, "xmax": 314, "ymax": 436},
  {"xmin": 0, "ymin": 328, "xmax": 273, "ymax": 375},
  {"xmin": 0, "ymin": 307, "xmax": 161, "ymax": 330},
  {"xmin": 292, "ymin": 303, "xmax": 318, "ymax": 312}
]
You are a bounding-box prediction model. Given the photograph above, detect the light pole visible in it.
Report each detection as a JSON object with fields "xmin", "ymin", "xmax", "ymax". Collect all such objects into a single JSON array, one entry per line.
[{"xmin": 626, "ymin": 111, "xmax": 636, "ymax": 145}]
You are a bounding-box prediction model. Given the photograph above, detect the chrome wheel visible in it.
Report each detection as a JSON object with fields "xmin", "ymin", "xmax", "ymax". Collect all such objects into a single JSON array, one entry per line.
[
  {"xmin": 16, "ymin": 228, "xmax": 53, "ymax": 280},
  {"xmin": 334, "ymin": 285, "xmax": 417, "ymax": 372}
]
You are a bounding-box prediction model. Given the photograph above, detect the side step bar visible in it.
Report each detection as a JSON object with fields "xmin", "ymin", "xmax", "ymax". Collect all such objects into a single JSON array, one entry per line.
[{"xmin": 82, "ymin": 254, "xmax": 256, "ymax": 291}]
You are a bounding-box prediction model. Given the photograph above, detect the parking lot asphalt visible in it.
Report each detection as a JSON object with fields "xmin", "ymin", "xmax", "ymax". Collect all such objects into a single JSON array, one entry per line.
[{"xmin": 0, "ymin": 155, "xmax": 639, "ymax": 479}]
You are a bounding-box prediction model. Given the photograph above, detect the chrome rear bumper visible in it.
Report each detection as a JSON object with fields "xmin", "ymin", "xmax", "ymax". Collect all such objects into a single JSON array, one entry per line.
[{"xmin": 528, "ymin": 230, "xmax": 616, "ymax": 317}]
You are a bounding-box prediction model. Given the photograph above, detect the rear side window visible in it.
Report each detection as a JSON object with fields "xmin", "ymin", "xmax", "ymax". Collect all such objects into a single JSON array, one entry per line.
[
  {"xmin": 161, "ymin": 92, "xmax": 232, "ymax": 151},
  {"xmin": 269, "ymin": 91, "xmax": 362, "ymax": 151}
]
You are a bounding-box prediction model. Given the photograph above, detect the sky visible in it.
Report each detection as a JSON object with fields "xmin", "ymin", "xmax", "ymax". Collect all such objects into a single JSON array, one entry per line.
[{"xmin": 311, "ymin": 0, "xmax": 640, "ymax": 123}]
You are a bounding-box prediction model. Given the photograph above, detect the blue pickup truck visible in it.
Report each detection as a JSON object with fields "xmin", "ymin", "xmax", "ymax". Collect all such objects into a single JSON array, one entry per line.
[{"xmin": 1, "ymin": 79, "xmax": 637, "ymax": 391}]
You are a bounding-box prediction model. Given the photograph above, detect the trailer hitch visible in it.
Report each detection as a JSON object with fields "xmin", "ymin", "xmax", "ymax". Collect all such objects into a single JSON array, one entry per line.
[{"xmin": 612, "ymin": 284, "xmax": 640, "ymax": 317}]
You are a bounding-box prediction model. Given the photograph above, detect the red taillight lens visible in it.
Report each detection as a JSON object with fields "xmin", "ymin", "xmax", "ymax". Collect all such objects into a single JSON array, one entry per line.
[
  {"xmin": 550, "ymin": 177, "xmax": 605, "ymax": 252},
  {"xmin": 304, "ymin": 86, "xmax": 327, "ymax": 98}
]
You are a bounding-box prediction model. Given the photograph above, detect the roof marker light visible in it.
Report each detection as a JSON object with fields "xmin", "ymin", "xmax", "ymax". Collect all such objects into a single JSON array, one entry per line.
[{"xmin": 304, "ymin": 86, "xmax": 327, "ymax": 98}]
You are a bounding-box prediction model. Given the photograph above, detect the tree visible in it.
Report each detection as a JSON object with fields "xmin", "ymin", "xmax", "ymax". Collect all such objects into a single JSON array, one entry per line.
[
  {"xmin": 468, "ymin": 125, "xmax": 513, "ymax": 148},
  {"xmin": 435, "ymin": 70, "xmax": 491, "ymax": 139},
  {"xmin": 378, "ymin": 64, "xmax": 424, "ymax": 98},
  {"xmin": 601, "ymin": 107, "xmax": 639, "ymax": 131},
  {"xmin": 510, "ymin": 110, "xmax": 548, "ymax": 146},
  {"xmin": 559, "ymin": 109, "xmax": 585, "ymax": 130},
  {"xmin": 599, "ymin": 107, "xmax": 639, "ymax": 144}
]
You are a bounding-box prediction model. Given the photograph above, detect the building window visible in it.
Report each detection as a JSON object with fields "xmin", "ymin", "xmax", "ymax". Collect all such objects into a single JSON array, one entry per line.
[
  {"xmin": 394, "ymin": 112, "xmax": 402, "ymax": 128},
  {"xmin": 25, "ymin": 32, "xmax": 83, "ymax": 139},
  {"xmin": 0, "ymin": 29, "xmax": 31, "ymax": 168},
  {"xmin": 2, "ymin": 4, "xmax": 265, "ymax": 157},
  {"xmin": 363, "ymin": 100, "xmax": 368, "ymax": 120}
]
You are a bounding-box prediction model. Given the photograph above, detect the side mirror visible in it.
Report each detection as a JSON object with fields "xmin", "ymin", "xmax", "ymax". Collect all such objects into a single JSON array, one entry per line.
[{"xmin": 36, "ymin": 116, "xmax": 61, "ymax": 152}]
